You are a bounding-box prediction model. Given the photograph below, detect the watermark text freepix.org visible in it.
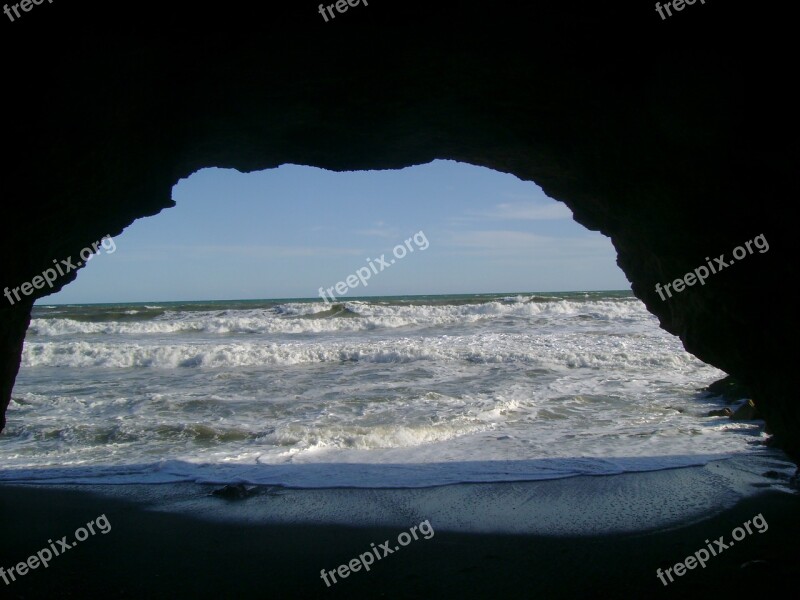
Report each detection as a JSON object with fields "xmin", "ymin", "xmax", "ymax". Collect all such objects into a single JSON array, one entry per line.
[
  {"xmin": 320, "ymin": 520, "xmax": 434, "ymax": 587},
  {"xmin": 3, "ymin": 0, "xmax": 55, "ymax": 23},
  {"xmin": 655, "ymin": 0, "xmax": 708, "ymax": 21},
  {"xmin": 1, "ymin": 513, "xmax": 111, "ymax": 586},
  {"xmin": 655, "ymin": 233, "xmax": 768, "ymax": 301},
  {"xmin": 318, "ymin": 230, "xmax": 429, "ymax": 304},
  {"xmin": 656, "ymin": 512, "xmax": 767, "ymax": 586},
  {"xmin": 4, "ymin": 235, "xmax": 117, "ymax": 306},
  {"xmin": 318, "ymin": 0, "xmax": 367, "ymax": 23}
]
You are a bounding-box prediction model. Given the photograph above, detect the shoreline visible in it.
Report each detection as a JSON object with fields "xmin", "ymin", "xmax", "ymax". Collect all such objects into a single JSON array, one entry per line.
[{"xmin": 2, "ymin": 456, "xmax": 799, "ymax": 598}]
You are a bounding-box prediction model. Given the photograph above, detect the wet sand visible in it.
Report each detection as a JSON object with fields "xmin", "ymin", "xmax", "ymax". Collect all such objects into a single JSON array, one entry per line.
[{"xmin": 1, "ymin": 459, "xmax": 799, "ymax": 599}]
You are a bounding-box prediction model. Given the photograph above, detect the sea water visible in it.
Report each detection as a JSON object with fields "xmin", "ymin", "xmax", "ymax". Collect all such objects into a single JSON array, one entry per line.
[{"xmin": 0, "ymin": 292, "xmax": 766, "ymax": 487}]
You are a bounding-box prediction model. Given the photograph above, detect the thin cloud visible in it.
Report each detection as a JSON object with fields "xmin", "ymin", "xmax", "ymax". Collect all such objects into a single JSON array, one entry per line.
[
  {"xmin": 452, "ymin": 201, "xmax": 573, "ymax": 223},
  {"xmin": 443, "ymin": 230, "xmax": 615, "ymax": 259},
  {"xmin": 161, "ymin": 244, "xmax": 365, "ymax": 258},
  {"xmin": 354, "ymin": 228, "xmax": 397, "ymax": 238}
]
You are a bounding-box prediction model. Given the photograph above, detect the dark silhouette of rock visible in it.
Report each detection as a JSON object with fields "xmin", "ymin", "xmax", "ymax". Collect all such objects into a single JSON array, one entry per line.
[
  {"xmin": 211, "ymin": 484, "xmax": 257, "ymax": 501},
  {"xmin": 731, "ymin": 400, "xmax": 761, "ymax": 421},
  {"xmin": 707, "ymin": 408, "xmax": 733, "ymax": 417},
  {"xmin": 0, "ymin": 0, "xmax": 796, "ymax": 461},
  {"xmin": 703, "ymin": 376, "xmax": 752, "ymax": 404}
]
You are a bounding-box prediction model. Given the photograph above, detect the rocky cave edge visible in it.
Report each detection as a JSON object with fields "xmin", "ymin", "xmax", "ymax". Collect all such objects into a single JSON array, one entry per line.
[{"xmin": 1, "ymin": 2, "xmax": 796, "ymax": 459}]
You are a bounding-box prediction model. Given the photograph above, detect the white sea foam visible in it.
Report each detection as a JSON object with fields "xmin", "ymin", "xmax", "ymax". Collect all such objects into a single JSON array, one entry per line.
[
  {"xmin": 21, "ymin": 330, "xmax": 699, "ymax": 369},
  {"xmin": 4, "ymin": 294, "xmax": 767, "ymax": 487},
  {"xmin": 26, "ymin": 300, "xmax": 648, "ymax": 337}
]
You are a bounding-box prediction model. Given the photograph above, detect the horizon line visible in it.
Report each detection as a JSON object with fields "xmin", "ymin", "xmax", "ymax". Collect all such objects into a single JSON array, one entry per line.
[{"xmin": 34, "ymin": 288, "xmax": 634, "ymax": 307}]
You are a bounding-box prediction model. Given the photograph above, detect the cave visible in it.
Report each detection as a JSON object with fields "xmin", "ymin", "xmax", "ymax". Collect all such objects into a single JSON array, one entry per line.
[
  {"xmin": 2, "ymin": 0, "xmax": 794, "ymax": 455},
  {"xmin": 0, "ymin": 0, "xmax": 797, "ymax": 594}
]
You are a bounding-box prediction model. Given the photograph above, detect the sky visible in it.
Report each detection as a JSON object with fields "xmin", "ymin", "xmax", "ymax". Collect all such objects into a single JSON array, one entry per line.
[{"xmin": 41, "ymin": 160, "xmax": 630, "ymax": 304}]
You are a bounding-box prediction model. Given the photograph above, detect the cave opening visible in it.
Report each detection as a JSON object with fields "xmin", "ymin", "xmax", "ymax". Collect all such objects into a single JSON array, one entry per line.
[{"xmin": 2, "ymin": 160, "xmax": 768, "ymax": 495}]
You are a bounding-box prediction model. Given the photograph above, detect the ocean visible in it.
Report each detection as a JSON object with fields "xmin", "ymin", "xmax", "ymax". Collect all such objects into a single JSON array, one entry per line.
[{"xmin": 1, "ymin": 291, "xmax": 766, "ymax": 488}]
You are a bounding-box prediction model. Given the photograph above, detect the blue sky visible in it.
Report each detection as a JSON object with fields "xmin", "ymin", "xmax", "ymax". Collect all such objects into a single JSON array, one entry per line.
[{"xmin": 42, "ymin": 160, "xmax": 630, "ymax": 304}]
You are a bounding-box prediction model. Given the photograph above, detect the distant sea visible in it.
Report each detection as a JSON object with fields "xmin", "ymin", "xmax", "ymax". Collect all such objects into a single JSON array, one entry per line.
[{"xmin": 1, "ymin": 292, "xmax": 765, "ymax": 487}]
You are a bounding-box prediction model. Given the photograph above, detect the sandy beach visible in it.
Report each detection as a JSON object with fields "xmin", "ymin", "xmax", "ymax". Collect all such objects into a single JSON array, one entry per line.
[{"xmin": 2, "ymin": 455, "xmax": 798, "ymax": 599}]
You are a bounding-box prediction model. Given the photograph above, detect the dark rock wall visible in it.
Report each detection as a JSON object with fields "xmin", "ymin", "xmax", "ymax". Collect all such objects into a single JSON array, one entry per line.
[
  {"xmin": 0, "ymin": 302, "xmax": 32, "ymax": 432},
  {"xmin": 1, "ymin": 1, "xmax": 797, "ymax": 455}
]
